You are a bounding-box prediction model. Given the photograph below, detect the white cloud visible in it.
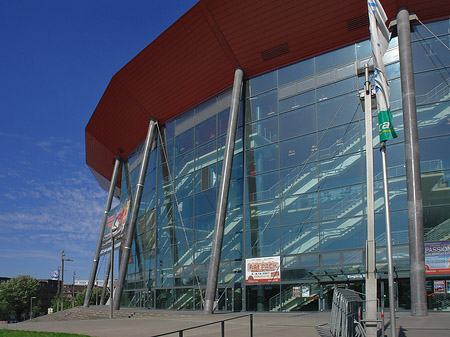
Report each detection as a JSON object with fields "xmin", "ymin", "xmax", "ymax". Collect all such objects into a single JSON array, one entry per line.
[{"xmin": 36, "ymin": 140, "xmax": 53, "ymax": 152}]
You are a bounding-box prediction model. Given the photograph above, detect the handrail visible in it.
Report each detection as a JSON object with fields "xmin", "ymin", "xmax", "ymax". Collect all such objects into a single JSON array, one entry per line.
[{"xmin": 149, "ymin": 313, "xmax": 253, "ymax": 337}]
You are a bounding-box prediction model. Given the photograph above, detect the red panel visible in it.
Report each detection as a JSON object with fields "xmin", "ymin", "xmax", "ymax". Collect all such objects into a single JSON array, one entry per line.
[{"xmin": 86, "ymin": 0, "xmax": 450, "ymax": 187}]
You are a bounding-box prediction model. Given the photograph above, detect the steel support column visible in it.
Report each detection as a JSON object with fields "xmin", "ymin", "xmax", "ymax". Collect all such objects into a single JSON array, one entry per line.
[
  {"xmin": 100, "ymin": 254, "xmax": 111, "ymax": 305},
  {"xmin": 204, "ymin": 68, "xmax": 244, "ymax": 314},
  {"xmin": 397, "ymin": 8, "xmax": 427, "ymax": 316},
  {"xmin": 114, "ymin": 119, "xmax": 157, "ymax": 310},
  {"xmin": 84, "ymin": 156, "xmax": 122, "ymax": 307}
]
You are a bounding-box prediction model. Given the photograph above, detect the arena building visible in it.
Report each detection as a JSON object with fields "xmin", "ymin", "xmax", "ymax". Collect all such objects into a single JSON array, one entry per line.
[{"xmin": 85, "ymin": 0, "xmax": 450, "ymax": 312}]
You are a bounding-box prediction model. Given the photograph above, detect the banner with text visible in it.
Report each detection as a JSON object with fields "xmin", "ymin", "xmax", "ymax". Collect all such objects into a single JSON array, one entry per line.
[
  {"xmin": 245, "ymin": 256, "xmax": 281, "ymax": 283},
  {"xmin": 425, "ymin": 241, "xmax": 450, "ymax": 275}
]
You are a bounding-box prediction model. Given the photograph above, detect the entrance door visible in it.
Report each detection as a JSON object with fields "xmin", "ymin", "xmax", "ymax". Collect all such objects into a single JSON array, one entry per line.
[{"xmin": 217, "ymin": 287, "xmax": 233, "ymax": 311}]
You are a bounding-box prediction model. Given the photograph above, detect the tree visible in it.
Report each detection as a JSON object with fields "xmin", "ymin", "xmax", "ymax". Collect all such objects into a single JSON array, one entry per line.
[
  {"xmin": 0, "ymin": 275, "xmax": 40, "ymax": 321},
  {"xmin": 49, "ymin": 286, "xmax": 107, "ymax": 312}
]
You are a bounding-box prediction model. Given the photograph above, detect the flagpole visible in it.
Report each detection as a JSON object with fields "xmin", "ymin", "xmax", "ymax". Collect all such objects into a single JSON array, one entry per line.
[{"xmin": 380, "ymin": 141, "xmax": 397, "ymax": 337}]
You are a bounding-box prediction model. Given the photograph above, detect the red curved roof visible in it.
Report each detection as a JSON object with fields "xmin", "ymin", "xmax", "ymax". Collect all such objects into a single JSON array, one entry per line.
[{"xmin": 86, "ymin": 0, "xmax": 450, "ymax": 190}]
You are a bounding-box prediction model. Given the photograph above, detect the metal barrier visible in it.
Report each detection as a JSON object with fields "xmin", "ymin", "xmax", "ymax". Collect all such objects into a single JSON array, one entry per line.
[
  {"xmin": 330, "ymin": 288, "xmax": 364, "ymax": 337},
  {"xmin": 149, "ymin": 314, "xmax": 253, "ymax": 337}
]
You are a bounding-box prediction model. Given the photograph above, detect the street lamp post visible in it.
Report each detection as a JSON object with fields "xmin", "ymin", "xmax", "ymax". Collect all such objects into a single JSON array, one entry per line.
[
  {"xmin": 72, "ymin": 271, "xmax": 76, "ymax": 308},
  {"xmin": 61, "ymin": 250, "xmax": 73, "ymax": 311},
  {"xmin": 56, "ymin": 266, "xmax": 60, "ymax": 312},
  {"xmin": 30, "ymin": 296, "xmax": 36, "ymax": 319}
]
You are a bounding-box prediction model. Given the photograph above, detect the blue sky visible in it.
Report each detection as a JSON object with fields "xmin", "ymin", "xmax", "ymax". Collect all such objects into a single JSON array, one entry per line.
[{"xmin": 0, "ymin": 0, "xmax": 197, "ymax": 281}]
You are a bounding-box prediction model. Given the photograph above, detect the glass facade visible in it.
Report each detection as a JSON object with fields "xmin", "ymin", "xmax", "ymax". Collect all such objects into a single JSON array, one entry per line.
[{"xmin": 116, "ymin": 18, "xmax": 450, "ymax": 311}]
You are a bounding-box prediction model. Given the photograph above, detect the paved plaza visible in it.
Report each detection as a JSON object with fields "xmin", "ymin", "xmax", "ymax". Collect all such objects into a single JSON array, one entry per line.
[{"xmin": 2, "ymin": 307, "xmax": 450, "ymax": 337}]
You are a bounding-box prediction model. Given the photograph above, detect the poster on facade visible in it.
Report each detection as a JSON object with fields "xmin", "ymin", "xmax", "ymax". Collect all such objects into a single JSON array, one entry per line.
[
  {"xmin": 425, "ymin": 241, "xmax": 450, "ymax": 274},
  {"xmin": 301, "ymin": 285, "xmax": 310, "ymax": 297},
  {"xmin": 100, "ymin": 200, "xmax": 130, "ymax": 255},
  {"xmin": 112, "ymin": 200, "xmax": 130, "ymax": 239},
  {"xmin": 293, "ymin": 286, "xmax": 301, "ymax": 298},
  {"xmin": 434, "ymin": 280, "xmax": 445, "ymax": 294},
  {"xmin": 245, "ymin": 256, "xmax": 280, "ymax": 283}
]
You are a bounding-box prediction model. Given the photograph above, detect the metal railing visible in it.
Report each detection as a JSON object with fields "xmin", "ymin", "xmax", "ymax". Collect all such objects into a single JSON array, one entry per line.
[
  {"xmin": 149, "ymin": 313, "xmax": 253, "ymax": 337},
  {"xmin": 330, "ymin": 288, "xmax": 363, "ymax": 337}
]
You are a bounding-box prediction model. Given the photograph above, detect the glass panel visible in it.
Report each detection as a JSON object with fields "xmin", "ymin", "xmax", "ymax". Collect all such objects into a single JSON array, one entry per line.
[
  {"xmin": 316, "ymin": 77, "xmax": 358, "ymax": 101},
  {"xmin": 195, "ymin": 213, "xmax": 215, "ymax": 240},
  {"xmin": 157, "ymin": 201, "xmax": 175, "ymax": 225},
  {"xmin": 228, "ymin": 178, "xmax": 244, "ymax": 208},
  {"xmin": 320, "ymin": 185, "xmax": 363, "ymax": 221},
  {"xmin": 175, "ymin": 127, "xmax": 194, "ymax": 155},
  {"xmin": 246, "ymin": 199, "xmax": 280, "ymax": 230},
  {"xmin": 315, "ymin": 44, "xmax": 355, "ymax": 73},
  {"xmin": 246, "ymin": 227, "xmax": 280, "ymax": 258},
  {"xmin": 195, "ymin": 140, "xmax": 217, "ymax": 170},
  {"xmin": 246, "ymin": 90, "xmax": 278, "ymax": 122},
  {"xmin": 195, "ymin": 238, "xmax": 212, "ymax": 264},
  {"xmin": 419, "ymin": 136, "xmax": 450, "ymax": 170},
  {"xmin": 174, "ymin": 150, "xmax": 194, "ymax": 178},
  {"xmin": 279, "ymin": 164, "xmax": 318, "ymax": 197},
  {"xmin": 159, "ymin": 139, "xmax": 174, "ymax": 163},
  {"xmin": 356, "ymin": 39, "xmax": 371, "ymax": 59},
  {"xmin": 246, "ymin": 171, "xmax": 280, "ymax": 203},
  {"xmin": 246, "ymin": 143, "xmax": 279, "ymax": 175},
  {"xmin": 318, "ymin": 153, "xmax": 362, "ymax": 190},
  {"xmin": 222, "ymin": 232, "xmax": 243, "ymax": 261},
  {"xmin": 412, "ymin": 35, "xmax": 450, "ymax": 72},
  {"xmin": 218, "ymin": 108, "xmax": 230, "ymax": 136},
  {"xmin": 278, "ymin": 58, "xmax": 314, "ymax": 86},
  {"xmin": 281, "ymin": 222, "xmax": 319, "ymax": 254},
  {"xmin": 279, "ymin": 105, "xmax": 316, "ymax": 140},
  {"xmin": 423, "ymin": 204, "xmax": 450, "ymax": 243},
  {"xmin": 174, "ymin": 173, "xmax": 193, "ymax": 199},
  {"xmin": 174, "ymin": 196, "xmax": 193, "ymax": 221},
  {"xmin": 280, "ymin": 192, "xmax": 319, "ymax": 225},
  {"xmin": 321, "ymin": 252, "xmax": 341, "ymax": 265},
  {"xmin": 317, "ymin": 94, "xmax": 361, "ymax": 130},
  {"xmin": 225, "ymin": 206, "xmax": 244, "ymax": 234},
  {"xmin": 279, "ymin": 134, "xmax": 317, "ymax": 169},
  {"xmin": 418, "ymin": 101, "xmax": 450, "ymax": 138},
  {"xmin": 412, "ymin": 19, "xmax": 450, "ymax": 39},
  {"xmin": 318, "ymin": 122, "xmax": 361, "ymax": 160},
  {"xmin": 279, "ymin": 90, "xmax": 315, "ymax": 112},
  {"xmin": 246, "ymin": 115, "xmax": 278, "ymax": 148},
  {"xmin": 372, "ymin": 176, "xmax": 407, "ymax": 213},
  {"xmin": 249, "ymin": 70, "xmax": 277, "ymax": 96},
  {"xmin": 320, "ymin": 217, "xmax": 364, "ymax": 251},
  {"xmin": 195, "ymin": 116, "xmax": 216, "ymax": 147},
  {"xmin": 374, "ymin": 210, "xmax": 409, "ymax": 246},
  {"xmin": 144, "ymin": 169, "xmax": 156, "ymax": 194},
  {"xmin": 414, "ymin": 70, "xmax": 450, "ymax": 106},
  {"xmin": 231, "ymin": 152, "xmax": 244, "ymax": 181},
  {"xmin": 195, "ymin": 188, "xmax": 217, "ymax": 216}
]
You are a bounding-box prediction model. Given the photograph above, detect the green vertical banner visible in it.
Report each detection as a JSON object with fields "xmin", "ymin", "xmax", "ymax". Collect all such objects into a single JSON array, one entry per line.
[{"xmin": 378, "ymin": 108, "xmax": 397, "ymax": 142}]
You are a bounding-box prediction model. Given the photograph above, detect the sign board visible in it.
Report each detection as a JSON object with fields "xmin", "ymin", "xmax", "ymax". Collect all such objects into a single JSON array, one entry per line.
[
  {"xmin": 245, "ymin": 256, "xmax": 280, "ymax": 283},
  {"xmin": 301, "ymin": 285, "xmax": 310, "ymax": 297},
  {"xmin": 293, "ymin": 285, "xmax": 310, "ymax": 298},
  {"xmin": 100, "ymin": 240, "xmax": 122, "ymax": 256},
  {"xmin": 51, "ymin": 270, "xmax": 59, "ymax": 280},
  {"xmin": 434, "ymin": 280, "xmax": 445, "ymax": 294},
  {"xmin": 100, "ymin": 200, "xmax": 130, "ymax": 256},
  {"xmin": 425, "ymin": 241, "xmax": 450, "ymax": 274}
]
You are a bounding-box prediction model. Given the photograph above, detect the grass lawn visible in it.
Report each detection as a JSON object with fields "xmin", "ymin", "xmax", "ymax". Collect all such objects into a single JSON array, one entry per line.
[{"xmin": 0, "ymin": 330, "xmax": 91, "ymax": 337}]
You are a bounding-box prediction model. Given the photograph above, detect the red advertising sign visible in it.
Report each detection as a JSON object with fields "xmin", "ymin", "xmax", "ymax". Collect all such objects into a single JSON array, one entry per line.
[{"xmin": 245, "ymin": 256, "xmax": 281, "ymax": 283}]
